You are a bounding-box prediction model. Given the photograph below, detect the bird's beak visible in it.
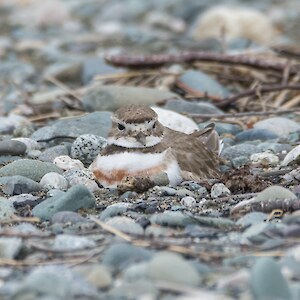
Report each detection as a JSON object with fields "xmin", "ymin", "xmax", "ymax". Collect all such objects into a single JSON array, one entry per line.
[{"xmin": 135, "ymin": 132, "xmax": 147, "ymax": 146}]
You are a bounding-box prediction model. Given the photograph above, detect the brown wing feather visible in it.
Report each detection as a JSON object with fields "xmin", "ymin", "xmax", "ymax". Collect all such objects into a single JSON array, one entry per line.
[{"xmin": 162, "ymin": 127, "xmax": 220, "ymax": 180}]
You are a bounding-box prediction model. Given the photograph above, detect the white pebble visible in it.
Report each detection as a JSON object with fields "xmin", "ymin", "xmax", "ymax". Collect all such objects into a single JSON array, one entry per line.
[
  {"xmin": 181, "ymin": 196, "xmax": 197, "ymax": 208},
  {"xmin": 53, "ymin": 155, "xmax": 84, "ymax": 170},
  {"xmin": 211, "ymin": 183, "xmax": 231, "ymax": 198},
  {"xmin": 250, "ymin": 151, "xmax": 279, "ymax": 166},
  {"xmin": 69, "ymin": 177, "xmax": 99, "ymax": 193},
  {"xmin": 281, "ymin": 145, "xmax": 300, "ymax": 167},
  {"xmin": 40, "ymin": 172, "xmax": 68, "ymax": 191}
]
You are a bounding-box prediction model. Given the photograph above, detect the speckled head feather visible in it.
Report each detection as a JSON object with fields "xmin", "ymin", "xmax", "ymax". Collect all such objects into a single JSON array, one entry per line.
[{"xmin": 113, "ymin": 104, "xmax": 158, "ymax": 124}]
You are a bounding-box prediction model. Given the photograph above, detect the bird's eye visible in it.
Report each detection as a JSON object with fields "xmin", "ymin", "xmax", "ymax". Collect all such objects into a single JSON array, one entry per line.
[
  {"xmin": 118, "ymin": 123, "xmax": 125, "ymax": 130},
  {"xmin": 153, "ymin": 122, "xmax": 156, "ymax": 129}
]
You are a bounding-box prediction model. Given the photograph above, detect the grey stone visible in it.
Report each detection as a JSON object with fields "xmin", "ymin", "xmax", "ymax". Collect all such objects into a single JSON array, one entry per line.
[
  {"xmin": 251, "ymin": 257, "xmax": 292, "ymax": 300},
  {"xmin": 11, "ymin": 138, "xmax": 40, "ymax": 152},
  {"xmin": 178, "ymin": 70, "xmax": 229, "ymax": 98},
  {"xmin": 156, "ymin": 186, "xmax": 176, "ymax": 196},
  {"xmin": 51, "ymin": 211, "xmax": 87, "ymax": 224},
  {"xmin": 0, "ymin": 61, "xmax": 35, "ymax": 84},
  {"xmin": 242, "ymin": 223, "xmax": 273, "ymax": 243},
  {"xmin": 236, "ymin": 212, "xmax": 268, "ymax": 227},
  {"xmin": 221, "ymin": 144, "xmax": 260, "ymax": 160},
  {"xmin": 181, "ymin": 196, "xmax": 197, "ymax": 208},
  {"xmin": 99, "ymin": 202, "xmax": 129, "ymax": 221},
  {"xmin": 255, "ymin": 186, "xmax": 296, "ymax": 202},
  {"xmin": 32, "ymin": 185, "xmax": 95, "ymax": 220},
  {"xmin": 145, "ymin": 225, "xmax": 177, "ymax": 237},
  {"xmin": 0, "ymin": 140, "xmax": 26, "ymax": 156},
  {"xmin": 148, "ymin": 251, "xmax": 201, "ymax": 286},
  {"xmin": 176, "ymin": 188, "xmax": 195, "ymax": 198},
  {"xmin": 52, "ymin": 234, "xmax": 96, "ymax": 251},
  {"xmin": 211, "ymin": 183, "xmax": 231, "ymax": 198},
  {"xmin": 40, "ymin": 172, "xmax": 68, "ymax": 191},
  {"xmin": 82, "ymin": 84, "xmax": 178, "ymax": 112},
  {"xmin": 31, "ymin": 112, "xmax": 112, "ymax": 141},
  {"xmin": 71, "ymin": 134, "xmax": 107, "ymax": 165},
  {"xmin": 105, "ymin": 216, "xmax": 144, "ymax": 235},
  {"xmin": 257, "ymin": 142, "xmax": 293, "ymax": 154},
  {"xmin": 254, "ymin": 117, "xmax": 300, "ymax": 137},
  {"xmin": 150, "ymin": 211, "xmax": 196, "ymax": 227},
  {"xmin": 123, "ymin": 262, "xmax": 149, "ymax": 282},
  {"xmin": 0, "ymin": 114, "xmax": 30, "ymax": 135},
  {"xmin": 231, "ymin": 156, "xmax": 251, "ymax": 168},
  {"xmin": 190, "ymin": 215, "xmax": 235, "ymax": 229},
  {"xmin": 236, "ymin": 129, "xmax": 279, "ymax": 142},
  {"xmin": 0, "ymin": 175, "xmax": 42, "ymax": 195},
  {"xmin": 0, "ymin": 197, "xmax": 16, "ymax": 220},
  {"xmin": 38, "ymin": 145, "xmax": 69, "ymax": 163},
  {"xmin": 102, "ymin": 243, "xmax": 153, "ymax": 272},
  {"xmin": 0, "ymin": 237, "xmax": 22, "ymax": 259},
  {"xmin": 0, "ymin": 159, "xmax": 63, "ymax": 182}
]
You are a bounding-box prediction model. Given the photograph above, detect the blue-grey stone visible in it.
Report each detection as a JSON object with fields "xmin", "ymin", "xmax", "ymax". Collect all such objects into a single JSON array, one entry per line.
[
  {"xmin": 236, "ymin": 212, "xmax": 267, "ymax": 227},
  {"xmin": 150, "ymin": 211, "xmax": 196, "ymax": 227},
  {"xmin": 0, "ymin": 237, "xmax": 22, "ymax": 259},
  {"xmin": 231, "ymin": 156, "xmax": 251, "ymax": 168},
  {"xmin": 0, "ymin": 175, "xmax": 42, "ymax": 196},
  {"xmin": 30, "ymin": 112, "xmax": 112, "ymax": 141},
  {"xmin": 0, "ymin": 197, "xmax": 16, "ymax": 220},
  {"xmin": 257, "ymin": 142, "xmax": 293, "ymax": 154},
  {"xmin": 105, "ymin": 216, "xmax": 144, "ymax": 235},
  {"xmin": 32, "ymin": 185, "xmax": 95, "ymax": 220},
  {"xmin": 236, "ymin": 129, "xmax": 279, "ymax": 142},
  {"xmin": 38, "ymin": 145, "xmax": 69, "ymax": 163},
  {"xmin": 51, "ymin": 211, "xmax": 87, "ymax": 224},
  {"xmin": 52, "ymin": 234, "xmax": 96, "ymax": 251},
  {"xmin": 251, "ymin": 257, "xmax": 292, "ymax": 300},
  {"xmin": 221, "ymin": 144, "xmax": 260, "ymax": 160},
  {"xmin": 255, "ymin": 186, "xmax": 296, "ymax": 202},
  {"xmin": 0, "ymin": 140, "xmax": 26, "ymax": 156},
  {"xmin": 99, "ymin": 203, "xmax": 129, "ymax": 221},
  {"xmin": 178, "ymin": 70, "xmax": 229, "ymax": 98},
  {"xmin": 0, "ymin": 159, "xmax": 63, "ymax": 182}
]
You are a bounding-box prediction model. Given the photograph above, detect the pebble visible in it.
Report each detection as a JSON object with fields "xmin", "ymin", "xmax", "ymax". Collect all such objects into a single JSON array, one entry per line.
[
  {"xmin": 211, "ymin": 183, "xmax": 231, "ymax": 198},
  {"xmin": 254, "ymin": 117, "xmax": 300, "ymax": 137},
  {"xmin": 38, "ymin": 145, "xmax": 69, "ymax": 163},
  {"xmin": 0, "ymin": 175, "xmax": 42, "ymax": 196},
  {"xmin": 250, "ymin": 151, "xmax": 279, "ymax": 166},
  {"xmin": 231, "ymin": 156, "xmax": 251, "ymax": 168},
  {"xmin": 236, "ymin": 212, "xmax": 267, "ymax": 227},
  {"xmin": 156, "ymin": 186, "xmax": 177, "ymax": 196},
  {"xmin": 99, "ymin": 203, "xmax": 129, "ymax": 221},
  {"xmin": 40, "ymin": 172, "xmax": 68, "ymax": 191},
  {"xmin": 52, "ymin": 234, "xmax": 96, "ymax": 251},
  {"xmin": 32, "ymin": 185, "xmax": 95, "ymax": 220},
  {"xmin": 255, "ymin": 186, "xmax": 296, "ymax": 202},
  {"xmin": 0, "ymin": 159, "xmax": 63, "ymax": 182},
  {"xmin": 105, "ymin": 216, "xmax": 144, "ymax": 235},
  {"xmin": 221, "ymin": 144, "xmax": 260, "ymax": 160},
  {"xmin": 235, "ymin": 128, "xmax": 279, "ymax": 142},
  {"xmin": 148, "ymin": 251, "xmax": 201, "ymax": 286},
  {"xmin": 251, "ymin": 257, "xmax": 292, "ymax": 300},
  {"xmin": 0, "ymin": 198, "xmax": 16, "ymax": 220},
  {"xmin": 53, "ymin": 155, "xmax": 84, "ymax": 170},
  {"xmin": 257, "ymin": 142, "xmax": 293, "ymax": 154},
  {"xmin": 11, "ymin": 137, "xmax": 40, "ymax": 152},
  {"xmin": 83, "ymin": 84, "xmax": 178, "ymax": 112},
  {"xmin": 67, "ymin": 176, "xmax": 99, "ymax": 192},
  {"xmin": 281, "ymin": 144, "xmax": 300, "ymax": 167},
  {"xmin": 181, "ymin": 196, "xmax": 197, "ymax": 208},
  {"xmin": 123, "ymin": 262, "xmax": 149, "ymax": 282},
  {"xmin": 30, "ymin": 112, "xmax": 112, "ymax": 141},
  {"xmin": 150, "ymin": 211, "xmax": 195, "ymax": 227},
  {"xmin": 70, "ymin": 134, "xmax": 107, "ymax": 165},
  {"xmin": 0, "ymin": 238, "xmax": 22, "ymax": 259},
  {"xmin": 176, "ymin": 188, "xmax": 195, "ymax": 198},
  {"xmin": 145, "ymin": 225, "xmax": 177, "ymax": 237},
  {"xmin": 0, "ymin": 140, "xmax": 26, "ymax": 156},
  {"xmin": 51, "ymin": 211, "xmax": 87, "ymax": 224}
]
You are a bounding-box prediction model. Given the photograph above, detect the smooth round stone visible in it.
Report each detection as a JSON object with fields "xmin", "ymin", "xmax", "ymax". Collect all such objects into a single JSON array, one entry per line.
[
  {"xmin": 236, "ymin": 212, "xmax": 267, "ymax": 227},
  {"xmin": 68, "ymin": 176, "xmax": 99, "ymax": 192},
  {"xmin": 150, "ymin": 211, "xmax": 195, "ymax": 227},
  {"xmin": 53, "ymin": 155, "xmax": 84, "ymax": 170},
  {"xmin": 181, "ymin": 196, "xmax": 197, "ymax": 208},
  {"xmin": 32, "ymin": 185, "xmax": 95, "ymax": 220},
  {"xmin": 71, "ymin": 134, "xmax": 107, "ymax": 165},
  {"xmin": 0, "ymin": 197, "xmax": 16, "ymax": 220},
  {"xmin": 198, "ymin": 122, "xmax": 243, "ymax": 136},
  {"xmin": 9, "ymin": 193, "xmax": 39, "ymax": 206},
  {"xmin": 176, "ymin": 188, "xmax": 194, "ymax": 198},
  {"xmin": 150, "ymin": 172, "xmax": 169, "ymax": 186},
  {"xmin": 255, "ymin": 186, "xmax": 296, "ymax": 202},
  {"xmin": 30, "ymin": 112, "xmax": 112, "ymax": 141},
  {"xmin": 123, "ymin": 262, "xmax": 149, "ymax": 282},
  {"xmin": 156, "ymin": 186, "xmax": 176, "ymax": 196},
  {"xmin": 99, "ymin": 203, "xmax": 129, "ymax": 221},
  {"xmin": 242, "ymin": 223, "xmax": 272, "ymax": 243},
  {"xmin": 52, "ymin": 234, "xmax": 96, "ymax": 251},
  {"xmin": 82, "ymin": 84, "xmax": 178, "ymax": 112},
  {"xmin": 0, "ymin": 175, "xmax": 42, "ymax": 196},
  {"xmin": 211, "ymin": 183, "xmax": 231, "ymax": 198},
  {"xmin": 0, "ymin": 140, "xmax": 26, "ymax": 156},
  {"xmin": 254, "ymin": 117, "xmax": 300, "ymax": 137},
  {"xmin": 235, "ymin": 128, "xmax": 279, "ymax": 142},
  {"xmin": 251, "ymin": 257, "xmax": 292, "ymax": 300},
  {"xmin": 12, "ymin": 137, "xmax": 40, "ymax": 152},
  {"xmin": 51, "ymin": 211, "xmax": 87, "ymax": 224},
  {"xmin": 145, "ymin": 225, "xmax": 177, "ymax": 237},
  {"xmin": 38, "ymin": 145, "xmax": 69, "ymax": 163},
  {"xmin": 105, "ymin": 216, "xmax": 144, "ymax": 235},
  {"xmin": 40, "ymin": 172, "xmax": 68, "ymax": 191},
  {"xmin": 231, "ymin": 156, "xmax": 251, "ymax": 168},
  {"xmin": 148, "ymin": 251, "xmax": 201, "ymax": 286},
  {"xmin": 102, "ymin": 243, "xmax": 153, "ymax": 272},
  {"xmin": 27, "ymin": 149, "xmax": 42, "ymax": 159},
  {"xmin": 281, "ymin": 144, "xmax": 300, "ymax": 167},
  {"xmin": 0, "ymin": 159, "xmax": 63, "ymax": 182},
  {"xmin": 250, "ymin": 151, "xmax": 279, "ymax": 166},
  {"xmin": 221, "ymin": 144, "xmax": 260, "ymax": 160},
  {"xmin": 0, "ymin": 237, "xmax": 22, "ymax": 259}
]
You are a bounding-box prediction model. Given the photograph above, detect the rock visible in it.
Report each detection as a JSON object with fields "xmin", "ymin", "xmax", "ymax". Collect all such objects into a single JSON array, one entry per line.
[
  {"xmin": 198, "ymin": 121, "xmax": 243, "ymax": 136},
  {"xmin": 38, "ymin": 145, "xmax": 69, "ymax": 163},
  {"xmin": 152, "ymin": 106, "xmax": 198, "ymax": 134},
  {"xmin": 254, "ymin": 117, "xmax": 300, "ymax": 137},
  {"xmin": 12, "ymin": 137, "xmax": 40, "ymax": 152},
  {"xmin": 181, "ymin": 196, "xmax": 197, "ymax": 208},
  {"xmin": 123, "ymin": 262, "xmax": 149, "ymax": 282},
  {"xmin": 235, "ymin": 129, "xmax": 279, "ymax": 142},
  {"xmin": 163, "ymin": 98, "xmax": 224, "ymax": 115},
  {"xmin": 0, "ymin": 159, "xmax": 63, "ymax": 182},
  {"xmin": 177, "ymin": 70, "xmax": 229, "ymax": 98},
  {"xmin": 44, "ymin": 62, "xmax": 82, "ymax": 83},
  {"xmin": 145, "ymin": 225, "xmax": 177, "ymax": 237},
  {"xmin": 105, "ymin": 216, "xmax": 144, "ymax": 235},
  {"xmin": 9, "ymin": 194, "xmax": 40, "ymax": 207},
  {"xmin": 242, "ymin": 223, "xmax": 272, "ymax": 243},
  {"xmin": 176, "ymin": 188, "xmax": 195, "ymax": 198},
  {"xmin": 231, "ymin": 156, "xmax": 251, "ymax": 168},
  {"xmin": 250, "ymin": 151, "xmax": 279, "ymax": 166},
  {"xmin": 255, "ymin": 186, "xmax": 296, "ymax": 202},
  {"xmin": 99, "ymin": 203, "xmax": 129, "ymax": 221},
  {"xmin": 236, "ymin": 212, "xmax": 267, "ymax": 227},
  {"xmin": 148, "ymin": 251, "xmax": 201, "ymax": 286},
  {"xmin": 51, "ymin": 211, "xmax": 87, "ymax": 224},
  {"xmin": 68, "ymin": 176, "xmax": 99, "ymax": 192},
  {"xmin": 150, "ymin": 172, "xmax": 169, "ymax": 186},
  {"xmin": 102, "ymin": 243, "xmax": 153, "ymax": 273},
  {"xmin": 257, "ymin": 142, "xmax": 292, "ymax": 154},
  {"xmin": 71, "ymin": 134, "xmax": 107, "ymax": 166},
  {"xmin": 40, "ymin": 172, "xmax": 68, "ymax": 191},
  {"xmin": 32, "ymin": 185, "xmax": 95, "ymax": 220},
  {"xmin": 82, "ymin": 84, "xmax": 178, "ymax": 112},
  {"xmin": 281, "ymin": 145, "xmax": 300, "ymax": 167},
  {"xmin": 211, "ymin": 183, "xmax": 231, "ymax": 198},
  {"xmin": 192, "ymin": 6, "xmax": 277, "ymax": 44},
  {"xmin": 0, "ymin": 114, "xmax": 31, "ymax": 134},
  {"xmin": 251, "ymin": 257, "xmax": 292, "ymax": 300},
  {"xmin": 30, "ymin": 112, "xmax": 112, "ymax": 141},
  {"xmin": 53, "ymin": 156, "xmax": 85, "ymax": 171},
  {"xmin": 221, "ymin": 144, "xmax": 260, "ymax": 160},
  {"xmin": 156, "ymin": 186, "xmax": 177, "ymax": 196},
  {"xmin": 150, "ymin": 211, "xmax": 195, "ymax": 227},
  {"xmin": 0, "ymin": 140, "xmax": 26, "ymax": 156},
  {"xmin": 52, "ymin": 234, "xmax": 96, "ymax": 251},
  {"xmin": 0, "ymin": 197, "xmax": 16, "ymax": 220},
  {"xmin": 0, "ymin": 237, "xmax": 22, "ymax": 259}
]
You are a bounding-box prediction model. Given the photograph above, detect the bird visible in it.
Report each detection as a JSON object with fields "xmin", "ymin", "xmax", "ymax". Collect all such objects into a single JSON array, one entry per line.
[{"xmin": 90, "ymin": 104, "xmax": 221, "ymax": 188}]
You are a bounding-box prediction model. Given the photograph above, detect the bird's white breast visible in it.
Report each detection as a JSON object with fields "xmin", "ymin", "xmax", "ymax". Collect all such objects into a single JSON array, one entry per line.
[{"xmin": 90, "ymin": 150, "xmax": 182, "ymax": 188}]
